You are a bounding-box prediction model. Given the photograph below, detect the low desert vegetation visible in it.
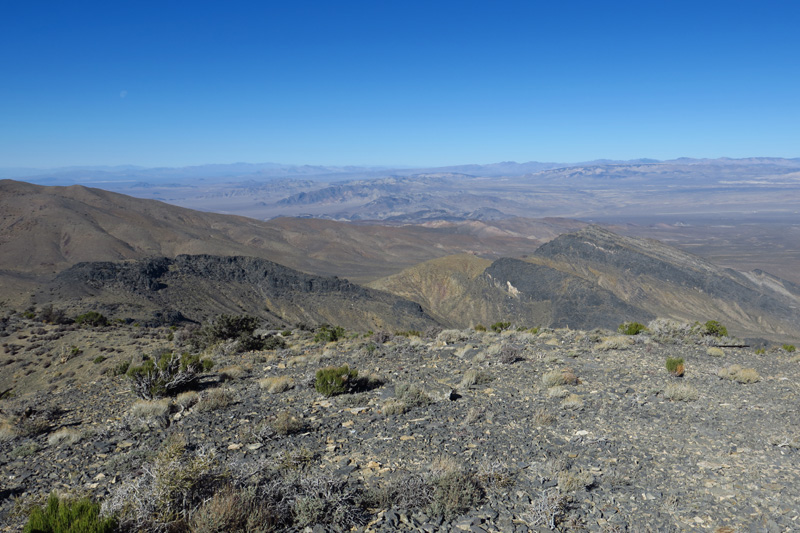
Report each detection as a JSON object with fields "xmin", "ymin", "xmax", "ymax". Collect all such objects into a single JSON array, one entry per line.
[
  {"xmin": 541, "ymin": 368, "xmax": 579, "ymax": 388},
  {"xmin": 126, "ymin": 350, "xmax": 213, "ymax": 399},
  {"xmin": 664, "ymin": 382, "xmax": 699, "ymax": 401},
  {"xmin": 23, "ymin": 493, "xmax": 116, "ymax": 533},
  {"xmin": 706, "ymin": 347, "xmax": 725, "ymax": 357},
  {"xmin": 618, "ymin": 321, "xmax": 648, "ymax": 335},
  {"xmin": 314, "ymin": 324, "xmax": 346, "ymax": 343},
  {"xmin": 259, "ymin": 375, "xmax": 293, "ymax": 393},
  {"xmin": 666, "ymin": 357, "xmax": 685, "ymax": 377},
  {"xmin": 597, "ymin": 335, "xmax": 634, "ymax": 351},
  {"xmin": 718, "ymin": 364, "xmax": 760, "ymax": 383},
  {"xmin": 490, "ymin": 321, "xmax": 511, "ymax": 333},
  {"xmin": 74, "ymin": 311, "xmax": 109, "ymax": 328},
  {"xmin": 314, "ymin": 365, "xmax": 358, "ymax": 396},
  {"xmin": 702, "ymin": 320, "xmax": 728, "ymax": 338}
]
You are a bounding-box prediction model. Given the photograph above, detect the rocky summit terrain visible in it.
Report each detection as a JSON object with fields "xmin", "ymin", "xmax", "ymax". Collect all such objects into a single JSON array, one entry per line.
[{"xmin": 2, "ymin": 312, "xmax": 799, "ymax": 532}]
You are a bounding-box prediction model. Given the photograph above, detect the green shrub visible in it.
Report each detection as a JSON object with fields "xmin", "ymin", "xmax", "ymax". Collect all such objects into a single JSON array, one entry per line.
[
  {"xmin": 394, "ymin": 330, "xmax": 421, "ymax": 338},
  {"xmin": 74, "ymin": 311, "xmax": 109, "ymax": 327},
  {"xmin": 314, "ymin": 325, "xmax": 345, "ymax": 343},
  {"xmin": 618, "ymin": 322, "xmax": 647, "ymax": 335},
  {"xmin": 755, "ymin": 347, "xmax": 766, "ymax": 355},
  {"xmin": 474, "ymin": 324, "xmax": 487, "ymax": 332},
  {"xmin": 315, "ymin": 365, "xmax": 358, "ymax": 396},
  {"xmin": 113, "ymin": 360, "xmax": 131, "ymax": 376},
  {"xmin": 38, "ymin": 305, "xmax": 71, "ymax": 325},
  {"xmin": 490, "ymin": 321, "xmax": 511, "ymax": 333},
  {"xmin": 262, "ymin": 335, "xmax": 287, "ymax": 351},
  {"xmin": 206, "ymin": 314, "xmax": 259, "ymax": 341},
  {"xmin": 703, "ymin": 320, "xmax": 728, "ymax": 338},
  {"xmin": 92, "ymin": 355, "xmax": 107, "ymax": 364},
  {"xmin": 126, "ymin": 351, "xmax": 213, "ymax": 399},
  {"xmin": 666, "ymin": 357, "xmax": 685, "ymax": 376},
  {"xmin": 783, "ymin": 344, "xmax": 796, "ymax": 353},
  {"xmin": 24, "ymin": 493, "xmax": 116, "ymax": 533}
]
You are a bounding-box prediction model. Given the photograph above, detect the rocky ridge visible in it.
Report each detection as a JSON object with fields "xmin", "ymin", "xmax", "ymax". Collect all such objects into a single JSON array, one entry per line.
[
  {"xmin": 1, "ymin": 314, "xmax": 799, "ymax": 532},
  {"xmin": 36, "ymin": 254, "xmax": 436, "ymax": 332}
]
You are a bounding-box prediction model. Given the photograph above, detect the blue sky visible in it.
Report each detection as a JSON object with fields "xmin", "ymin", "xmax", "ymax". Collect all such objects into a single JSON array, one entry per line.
[{"xmin": 2, "ymin": 1, "xmax": 799, "ymax": 168}]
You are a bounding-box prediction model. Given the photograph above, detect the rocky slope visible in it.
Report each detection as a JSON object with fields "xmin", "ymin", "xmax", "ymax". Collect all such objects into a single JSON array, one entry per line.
[
  {"xmin": 1, "ymin": 315, "xmax": 799, "ymax": 532},
  {"xmin": 371, "ymin": 227, "xmax": 800, "ymax": 342},
  {"xmin": 34, "ymin": 255, "xmax": 436, "ymax": 332}
]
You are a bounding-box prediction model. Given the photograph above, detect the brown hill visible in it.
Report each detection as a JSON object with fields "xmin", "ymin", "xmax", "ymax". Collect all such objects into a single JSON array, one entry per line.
[
  {"xmin": 0, "ymin": 180, "xmax": 580, "ymax": 303},
  {"xmin": 371, "ymin": 227, "xmax": 800, "ymax": 341}
]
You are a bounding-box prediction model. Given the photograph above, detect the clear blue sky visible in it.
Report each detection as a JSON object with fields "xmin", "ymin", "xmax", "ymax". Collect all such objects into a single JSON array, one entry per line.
[{"xmin": 2, "ymin": 1, "xmax": 799, "ymax": 168}]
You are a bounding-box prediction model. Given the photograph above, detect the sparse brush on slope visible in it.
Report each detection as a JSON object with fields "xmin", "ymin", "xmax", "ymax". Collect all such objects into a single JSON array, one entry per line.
[{"xmin": 126, "ymin": 350, "xmax": 213, "ymax": 399}]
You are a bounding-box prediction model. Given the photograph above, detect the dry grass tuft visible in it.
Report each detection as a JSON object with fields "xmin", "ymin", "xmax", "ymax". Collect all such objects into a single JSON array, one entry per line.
[
  {"xmin": 664, "ymin": 382, "xmax": 699, "ymax": 401},
  {"xmin": 218, "ymin": 365, "xmax": 247, "ymax": 381},
  {"xmin": 130, "ymin": 398, "xmax": 171, "ymax": 419},
  {"xmin": 0, "ymin": 418, "xmax": 17, "ymax": 441},
  {"xmin": 259, "ymin": 376, "xmax": 293, "ymax": 394},
  {"xmin": 196, "ymin": 388, "xmax": 234, "ymax": 411},
  {"xmin": 533, "ymin": 408, "xmax": 555, "ymax": 426},
  {"xmin": 597, "ymin": 336, "xmax": 634, "ymax": 351},
  {"xmin": 381, "ymin": 398, "xmax": 409, "ymax": 416},
  {"xmin": 557, "ymin": 468, "xmax": 594, "ymax": 493},
  {"xmin": 547, "ymin": 386, "xmax": 570, "ymax": 399},
  {"xmin": 718, "ymin": 365, "xmax": 761, "ymax": 384},
  {"xmin": 541, "ymin": 368, "xmax": 579, "ymax": 388},
  {"xmin": 459, "ymin": 368, "xmax": 492, "ymax": 389},
  {"xmin": 706, "ymin": 347, "xmax": 725, "ymax": 357},
  {"xmin": 561, "ymin": 394, "xmax": 583, "ymax": 410},
  {"xmin": 175, "ymin": 390, "xmax": 200, "ymax": 411},
  {"xmin": 47, "ymin": 427, "xmax": 82, "ymax": 447}
]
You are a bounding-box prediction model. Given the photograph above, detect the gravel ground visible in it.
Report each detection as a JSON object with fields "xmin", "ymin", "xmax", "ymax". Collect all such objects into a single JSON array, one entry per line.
[{"xmin": 1, "ymin": 322, "xmax": 799, "ymax": 532}]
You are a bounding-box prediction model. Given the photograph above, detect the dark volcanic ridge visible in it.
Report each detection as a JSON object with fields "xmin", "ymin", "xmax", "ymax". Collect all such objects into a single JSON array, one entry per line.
[{"xmin": 37, "ymin": 255, "xmax": 435, "ymax": 332}]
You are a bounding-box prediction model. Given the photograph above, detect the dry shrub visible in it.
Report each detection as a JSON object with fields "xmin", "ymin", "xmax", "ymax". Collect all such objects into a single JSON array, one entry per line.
[
  {"xmin": 561, "ymin": 394, "xmax": 583, "ymax": 410},
  {"xmin": 664, "ymin": 382, "xmax": 699, "ymax": 401},
  {"xmin": 477, "ymin": 461, "xmax": 514, "ymax": 490},
  {"xmin": 219, "ymin": 365, "xmax": 247, "ymax": 381},
  {"xmin": 557, "ymin": 468, "xmax": 594, "ymax": 493},
  {"xmin": 597, "ymin": 336, "xmax": 634, "ymax": 351},
  {"xmin": 381, "ymin": 399, "xmax": 409, "ymax": 416},
  {"xmin": 459, "ymin": 368, "xmax": 492, "ymax": 389},
  {"xmin": 175, "ymin": 390, "xmax": 200, "ymax": 411},
  {"xmin": 522, "ymin": 488, "xmax": 566, "ymax": 530},
  {"xmin": 547, "ymin": 386, "xmax": 570, "ymax": 399},
  {"xmin": 259, "ymin": 376, "xmax": 293, "ymax": 394},
  {"xmin": 189, "ymin": 485, "xmax": 281, "ymax": 533},
  {"xmin": 47, "ymin": 427, "xmax": 82, "ymax": 447},
  {"xmin": 102, "ymin": 433, "xmax": 222, "ymax": 530},
  {"xmin": 271, "ymin": 411, "xmax": 304, "ymax": 435},
  {"xmin": 706, "ymin": 347, "xmax": 725, "ymax": 357},
  {"xmin": 718, "ymin": 365, "xmax": 761, "ymax": 384},
  {"xmin": 533, "ymin": 408, "xmax": 555, "ymax": 426},
  {"xmin": 196, "ymin": 388, "xmax": 233, "ymax": 411}
]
